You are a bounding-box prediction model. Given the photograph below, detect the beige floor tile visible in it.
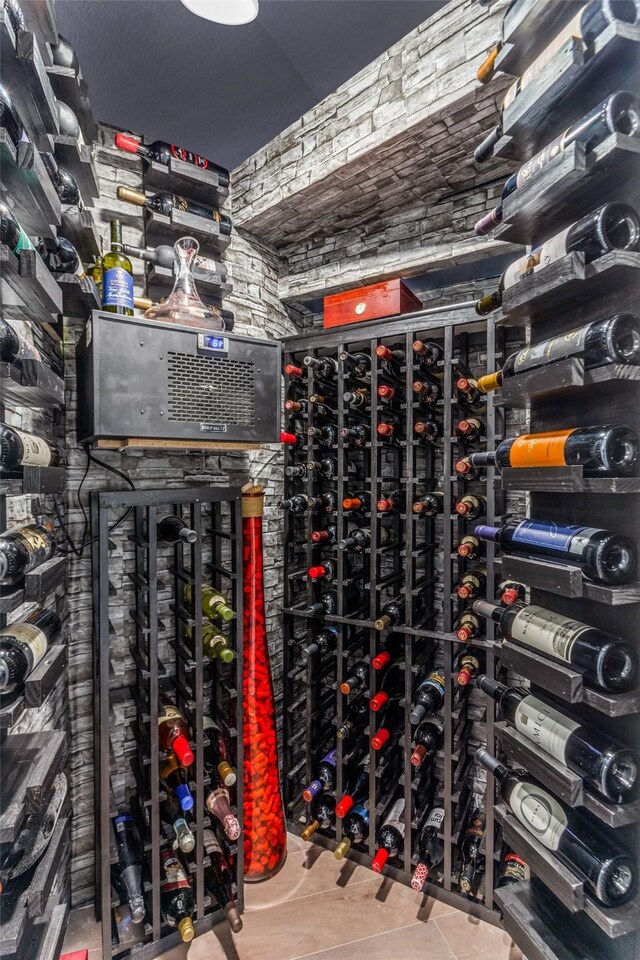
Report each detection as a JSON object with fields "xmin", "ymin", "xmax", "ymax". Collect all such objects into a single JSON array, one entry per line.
[
  {"xmin": 435, "ymin": 911, "xmax": 523, "ymax": 960},
  {"xmin": 61, "ymin": 903, "xmax": 102, "ymax": 954},
  {"xmin": 292, "ymin": 919, "xmax": 456, "ymax": 960}
]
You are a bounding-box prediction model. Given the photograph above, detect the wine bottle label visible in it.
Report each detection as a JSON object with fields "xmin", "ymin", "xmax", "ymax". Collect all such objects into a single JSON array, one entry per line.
[
  {"xmin": 514, "ymin": 694, "xmax": 580, "ymax": 764},
  {"xmin": 160, "ymin": 851, "xmax": 191, "ymax": 892},
  {"xmin": 510, "ymin": 604, "xmax": 590, "ymax": 662},
  {"xmin": 503, "ymin": 226, "xmax": 571, "ymax": 289},
  {"xmin": 425, "ymin": 807, "xmax": 445, "ymax": 830},
  {"xmin": 12, "ymin": 427, "xmax": 52, "ymax": 466},
  {"xmin": 171, "ymin": 144, "xmax": 209, "ymax": 169},
  {"xmin": 508, "ymin": 430, "xmax": 573, "ymax": 468},
  {"xmin": 1, "ymin": 623, "xmax": 47, "ymax": 669},
  {"xmin": 159, "ymin": 704, "xmax": 184, "ymax": 725},
  {"xmin": 16, "ymin": 527, "xmax": 52, "ymax": 569},
  {"xmin": 509, "ymin": 519, "xmax": 583, "ymax": 556},
  {"xmin": 7, "ymin": 329, "xmax": 42, "ymax": 363},
  {"xmin": 203, "ymin": 829, "xmax": 223, "ymax": 855},
  {"xmin": 459, "ymin": 655, "xmax": 480, "ymax": 671},
  {"xmin": 516, "ymin": 128, "xmax": 570, "ymax": 190},
  {"xmin": 509, "ymin": 782, "xmax": 568, "ymax": 851},
  {"xmin": 102, "ymin": 267, "xmax": 134, "ymax": 310},
  {"xmin": 513, "ymin": 324, "xmax": 588, "ymax": 373},
  {"xmin": 383, "ymin": 798, "xmax": 406, "ymax": 837},
  {"xmin": 421, "ymin": 673, "xmax": 445, "ymax": 697},
  {"xmin": 352, "ymin": 803, "xmax": 369, "ymax": 824},
  {"xmin": 503, "ymin": 10, "xmax": 584, "ymax": 109},
  {"xmin": 321, "ymin": 749, "xmax": 338, "ymax": 767},
  {"xmin": 466, "ymin": 813, "xmax": 485, "ymax": 838},
  {"xmin": 501, "ymin": 854, "xmax": 526, "ymax": 881}
]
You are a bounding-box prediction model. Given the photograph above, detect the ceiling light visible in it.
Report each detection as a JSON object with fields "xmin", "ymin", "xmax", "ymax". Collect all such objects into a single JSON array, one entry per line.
[{"xmin": 179, "ymin": 0, "xmax": 259, "ymax": 24}]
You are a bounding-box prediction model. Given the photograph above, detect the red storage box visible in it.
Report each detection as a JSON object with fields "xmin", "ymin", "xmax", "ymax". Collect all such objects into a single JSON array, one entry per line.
[{"xmin": 324, "ymin": 278, "xmax": 422, "ymax": 329}]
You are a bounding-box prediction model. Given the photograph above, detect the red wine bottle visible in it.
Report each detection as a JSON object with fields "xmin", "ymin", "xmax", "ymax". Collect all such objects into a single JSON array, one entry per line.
[
  {"xmin": 116, "ymin": 186, "xmax": 231, "ymax": 233},
  {"xmin": 458, "ymin": 808, "xmax": 486, "ymax": 894},
  {"xmin": 0, "ymin": 524, "xmax": 56, "ymax": 586},
  {"xmin": 476, "ymin": 748, "xmax": 636, "ymax": 906},
  {"xmin": 202, "ymin": 829, "xmax": 243, "ymax": 932},
  {"xmin": 301, "ymin": 794, "xmax": 336, "ymax": 840},
  {"xmin": 411, "ymin": 806, "xmax": 445, "ymax": 890},
  {"xmin": 410, "ymin": 717, "xmax": 443, "ymax": 768},
  {"xmin": 157, "ymin": 515, "xmax": 197, "ymax": 544},
  {"xmin": 112, "ymin": 813, "xmax": 145, "ymax": 924},
  {"xmin": 334, "ymin": 802, "xmax": 370, "ymax": 859},
  {"xmin": 454, "ymin": 567, "xmax": 487, "ymax": 601},
  {"xmin": 303, "ymin": 355, "xmax": 338, "ymax": 380},
  {"xmin": 160, "ymin": 848, "xmax": 196, "ymax": 942},
  {"xmin": 0, "ymin": 609, "xmax": 60, "ymax": 697},
  {"xmin": 277, "ymin": 495, "xmax": 316, "ymax": 513},
  {"xmin": 410, "ymin": 672, "xmax": 445, "ymax": 724},
  {"xmin": 371, "ymin": 797, "xmax": 405, "ymax": 872},
  {"xmin": 456, "ymin": 651, "xmax": 483, "ymax": 687},
  {"xmin": 456, "ymin": 534, "xmax": 483, "ymax": 560},
  {"xmin": 114, "ymin": 132, "xmax": 230, "ymax": 185},
  {"xmin": 412, "ymin": 492, "xmax": 444, "ymax": 517},
  {"xmin": 0, "ymin": 424, "xmax": 59, "ymax": 473},
  {"xmin": 339, "ymin": 350, "xmax": 370, "ymax": 377}
]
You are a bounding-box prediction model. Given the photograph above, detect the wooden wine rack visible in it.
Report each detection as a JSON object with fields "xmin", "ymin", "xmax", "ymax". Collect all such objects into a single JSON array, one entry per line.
[
  {"xmin": 91, "ymin": 485, "xmax": 244, "ymax": 960},
  {"xmin": 281, "ymin": 306, "xmax": 506, "ymax": 923}
]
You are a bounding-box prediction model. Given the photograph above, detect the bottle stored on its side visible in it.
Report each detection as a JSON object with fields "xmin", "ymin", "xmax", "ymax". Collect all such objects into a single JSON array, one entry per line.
[
  {"xmin": 414, "ymin": 418, "xmax": 444, "ymax": 443},
  {"xmin": 473, "ymin": 599, "xmax": 637, "ymax": 693},
  {"xmin": 377, "ymin": 490, "xmax": 403, "ymax": 513},
  {"xmin": 158, "ymin": 695, "xmax": 194, "ymax": 767},
  {"xmin": 374, "ymin": 599, "xmax": 406, "ymax": 632},
  {"xmin": 413, "ymin": 340, "xmax": 444, "ymax": 368},
  {"xmin": 161, "ymin": 757, "xmax": 193, "ymax": 814},
  {"xmin": 458, "ymin": 809, "xmax": 486, "ymax": 894},
  {"xmin": 308, "ymin": 560, "xmax": 339, "ymax": 583},
  {"xmin": 41, "ymin": 152, "xmax": 82, "ymax": 208},
  {"xmin": 499, "ymin": 580, "xmax": 526, "ymax": 606},
  {"xmin": 114, "ymin": 133, "xmax": 230, "ymax": 185},
  {"xmin": 335, "ymin": 758, "xmax": 369, "ymax": 819},
  {"xmin": 476, "ymin": 675, "xmax": 637, "ymax": 803},
  {"xmin": 410, "ymin": 717, "xmax": 443, "ymax": 768},
  {"xmin": 475, "ymin": 519, "xmax": 637, "ymax": 584},
  {"xmin": 112, "ymin": 813, "xmax": 145, "ymax": 923},
  {"xmin": 117, "ymin": 186, "xmax": 232, "ymax": 233},
  {"xmin": 202, "ymin": 829, "xmax": 243, "ymax": 933},
  {"xmin": 456, "ymin": 534, "xmax": 483, "ymax": 560},
  {"xmin": 454, "ymin": 567, "xmax": 487, "ymax": 601},
  {"xmin": 160, "ymin": 848, "xmax": 196, "ymax": 942},
  {"xmin": 340, "ymin": 424, "xmax": 370, "ymax": 447},
  {"xmin": 343, "ymin": 387, "xmax": 370, "ymax": 408},
  {"xmin": 411, "ymin": 807, "xmax": 445, "ymax": 890},
  {"xmin": 339, "ymin": 351, "xmax": 371, "ymax": 377},
  {"xmin": 277, "ymin": 494, "xmax": 316, "ymax": 513},
  {"xmin": 342, "ymin": 493, "xmax": 371, "ymax": 512},
  {"xmin": 338, "ymin": 526, "xmax": 390, "ymax": 553},
  {"xmin": 185, "ymin": 583, "xmax": 235, "ymax": 622},
  {"xmin": 475, "ymin": 748, "xmax": 636, "ymax": 907},
  {"xmin": 456, "ymin": 418, "xmax": 484, "ymax": 442},
  {"xmin": 470, "ymin": 425, "xmax": 638, "ymax": 477},
  {"xmin": 307, "ymin": 424, "xmax": 339, "ymax": 448},
  {"xmin": 0, "ymin": 424, "xmax": 60, "ymax": 473},
  {"xmin": 334, "ymin": 803, "xmax": 370, "ymax": 860},
  {"xmin": 123, "ymin": 240, "xmax": 227, "ymax": 281},
  {"xmin": 0, "ymin": 83, "xmax": 28, "ymax": 148},
  {"xmin": 454, "ymin": 611, "xmax": 483, "ymax": 643},
  {"xmin": 303, "ymin": 749, "xmax": 338, "ymax": 801},
  {"xmin": 337, "ymin": 696, "xmax": 369, "ymax": 741},
  {"xmin": 203, "ymin": 715, "xmax": 236, "ymax": 787},
  {"xmin": 157, "ymin": 515, "xmax": 198, "ymax": 544},
  {"xmin": 0, "ymin": 609, "xmax": 61, "ymax": 698},
  {"xmin": 37, "ymin": 235, "xmax": 82, "ymax": 276},
  {"xmin": 410, "ymin": 672, "xmax": 446, "ymax": 724},
  {"xmin": 371, "ymin": 702, "xmax": 404, "ymax": 751},
  {"xmin": 371, "ymin": 797, "xmax": 405, "ymax": 872},
  {"xmin": 101, "ymin": 219, "xmax": 134, "ymax": 316},
  {"xmin": 185, "ymin": 622, "xmax": 234, "ymax": 664},
  {"xmin": 496, "ymin": 851, "xmax": 527, "ymax": 887},
  {"xmin": 303, "ymin": 355, "xmax": 338, "ymax": 380},
  {"xmin": 340, "ymin": 660, "xmax": 369, "ymax": 696},
  {"xmin": 205, "ymin": 781, "xmax": 241, "ymax": 840},
  {"xmin": 369, "ymin": 664, "xmax": 404, "ymax": 712},
  {"xmin": 455, "ymin": 494, "xmax": 486, "ymax": 519},
  {"xmin": 310, "ymin": 525, "xmax": 337, "ymax": 546},
  {"xmin": 456, "ymin": 652, "xmax": 483, "ymax": 687},
  {"xmin": 0, "ymin": 202, "xmax": 34, "ymax": 256},
  {"xmin": 305, "ymin": 591, "xmax": 339, "ymax": 618},
  {"xmin": 412, "ymin": 492, "xmax": 444, "ymax": 517},
  {"xmin": 302, "ymin": 627, "xmax": 338, "ymax": 660},
  {"xmin": 160, "ymin": 791, "xmax": 195, "ymax": 853},
  {"xmin": 0, "ymin": 318, "xmax": 44, "ymax": 366},
  {"xmin": 301, "ymin": 795, "xmax": 336, "ymax": 841},
  {"xmin": 0, "ymin": 523, "xmax": 56, "ymax": 587}
]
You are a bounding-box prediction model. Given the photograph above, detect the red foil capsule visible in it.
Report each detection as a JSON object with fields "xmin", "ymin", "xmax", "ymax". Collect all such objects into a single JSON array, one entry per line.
[
  {"xmin": 377, "ymin": 423, "xmax": 395, "ymax": 437},
  {"xmin": 372, "ymin": 650, "xmax": 391, "ymax": 670},
  {"xmin": 308, "ymin": 565, "xmax": 326, "ymax": 580},
  {"xmin": 369, "ymin": 691, "xmax": 389, "ymax": 712},
  {"xmin": 377, "ymin": 384, "xmax": 396, "ymax": 399},
  {"xmin": 371, "ymin": 727, "xmax": 390, "ymax": 750},
  {"xmin": 280, "ymin": 431, "xmax": 298, "ymax": 444},
  {"xmin": 285, "ymin": 363, "xmax": 303, "ymax": 377}
]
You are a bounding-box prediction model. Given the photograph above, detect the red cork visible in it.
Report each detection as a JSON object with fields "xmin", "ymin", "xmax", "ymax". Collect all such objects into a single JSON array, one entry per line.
[
  {"xmin": 172, "ymin": 733, "xmax": 194, "ymax": 768},
  {"xmin": 284, "ymin": 363, "xmax": 303, "ymax": 377},
  {"xmin": 377, "ymin": 498, "xmax": 393, "ymax": 512},
  {"xmin": 457, "ymin": 419, "xmax": 472, "ymax": 435},
  {"xmin": 335, "ymin": 795, "xmax": 355, "ymax": 818},
  {"xmin": 371, "ymin": 847, "xmax": 389, "ymax": 873},
  {"xmin": 369, "ymin": 691, "xmax": 389, "ymax": 712},
  {"xmin": 114, "ymin": 132, "xmax": 142, "ymax": 154},
  {"xmin": 372, "ymin": 650, "xmax": 391, "ymax": 670},
  {"xmin": 502, "ymin": 587, "xmax": 519, "ymax": 605},
  {"xmin": 457, "ymin": 584, "xmax": 472, "ymax": 600},
  {"xmin": 375, "ymin": 345, "xmax": 394, "ymax": 361},
  {"xmin": 371, "ymin": 727, "xmax": 390, "ymax": 750},
  {"xmin": 457, "ymin": 542, "xmax": 472, "ymax": 558},
  {"xmin": 455, "ymin": 501, "xmax": 471, "ymax": 516},
  {"xmin": 377, "ymin": 384, "xmax": 395, "ymax": 399},
  {"xmin": 457, "ymin": 625, "xmax": 472, "ymax": 642},
  {"xmin": 311, "ymin": 530, "xmax": 329, "ymax": 543},
  {"xmin": 410, "ymin": 744, "xmax": 427, "ymax": 768},
  {"xmin": 280, "ymin": 431, "xmax": 297, "ymax": 444},
  {"xmin": 343, "ymin": 497, "xmax": 363, "ymax": 510},
  {"xmin": 377, "ymin": 423, "xmax": 394, "ymax": 437},
  {"xmin": 308, "ymin": 565, "xmax": 326, "ymax": 579},
  {"xmin": 456, "ymin": 377, "xmax": 472, "ymax": 393},
  {"xmin": 457, "ymin": 666, "xmax": 474, "ymax": 686},
  {"xmin": 455, "ymin": 459, "xmax": 471, "ymax": 476}
]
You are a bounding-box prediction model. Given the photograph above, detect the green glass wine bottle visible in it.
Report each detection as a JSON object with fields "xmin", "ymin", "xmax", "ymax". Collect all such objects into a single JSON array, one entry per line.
[{"xmin": 101, "ymin": 219, "xmax": 134, "ymax": 316}]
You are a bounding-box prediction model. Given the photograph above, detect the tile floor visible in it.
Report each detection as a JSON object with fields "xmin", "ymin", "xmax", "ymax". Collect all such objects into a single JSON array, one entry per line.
[{"xmin": 61, "ymin": 833, "xmax": 523, "ymax": 960}]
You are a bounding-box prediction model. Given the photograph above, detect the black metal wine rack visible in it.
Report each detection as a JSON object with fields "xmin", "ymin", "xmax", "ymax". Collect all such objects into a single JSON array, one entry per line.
[
  {"xmin": 281, "ymin": 305, "xmax": 506, "ymax": 924},
  {"xmin": 91, "ymin": 486, "xmax": 244, "ymax": 959}
]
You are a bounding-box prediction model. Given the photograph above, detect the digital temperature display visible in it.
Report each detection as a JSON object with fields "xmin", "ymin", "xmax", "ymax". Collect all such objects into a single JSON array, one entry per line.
[{"xmin": 198, "ymin": 334, "xmax": 228, "ymax": 353}]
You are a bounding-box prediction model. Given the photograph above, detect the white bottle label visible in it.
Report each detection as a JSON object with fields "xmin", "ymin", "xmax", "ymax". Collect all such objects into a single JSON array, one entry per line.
[
  {"xmin": 384, "ymin": 798, "xmax": 406, "ymax": 838},
  {"xmin": 13, "ymin": 428, "xmax": 52, "ymax": 467},
  {"xmin": 514, "ymin": 694, "xmax": 580, "ymax": 764},
  {"xmin": 510, "ymin": 604, "xmax": 591, "ymax": 662},
  {"xmin": 3, "ymin": 623, "xmax": 48, "ymax": 669},
  {"xmin": 159, "ymin": 704, "xmax": 183, "ymax": 725},
  {"xmin": 503, "ymin": 10, "xmax": 584, "ymax": 108},
  {"xmin": 509, "ymin": 782, "xmax": 568, "ymax": 851},
  {"xmin": 425, "ymin": 807, "xmax": 445, "ymax": 830},
  {"xmin": 504, "ymin": 226, "xmax": 572, "ymax": 289}
]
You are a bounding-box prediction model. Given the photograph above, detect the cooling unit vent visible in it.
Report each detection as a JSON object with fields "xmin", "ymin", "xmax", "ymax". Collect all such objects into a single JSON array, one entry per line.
[{"xmin": 167, "ymin": 352, "xmax": 256, "ymax": 425}]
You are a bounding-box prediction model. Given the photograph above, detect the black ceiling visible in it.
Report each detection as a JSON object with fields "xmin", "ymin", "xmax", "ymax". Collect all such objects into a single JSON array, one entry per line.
[{"xmin": 55, "ymin": 0, "xmax": 448, "ymax": 171}]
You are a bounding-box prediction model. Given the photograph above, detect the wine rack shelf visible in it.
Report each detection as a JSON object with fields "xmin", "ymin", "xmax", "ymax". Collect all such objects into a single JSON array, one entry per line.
[
  {"xmin": 146, "ymin": 263, "xmax": 233, "ymax": 303},
  {"xmin": 0, "ymin": 465, "xmax": 66, "ymax": 496},
  {"xmin": 499, "ymin": 466, "xmax": 640, "ymax": 494},
  {"xmin": 498, "ymin": 359, "xmax": 640, "ymax": 408},
  {"xmin": 0, "ymin": 556, "xmax": 66, "ymax": 618},
  {"xmin": 496, "ymin": 135, "xmax": 640, "ymax": 247},
  {"xmin": 494, "ymin": 0, "xmax": 583, "ymax": 78},
  {"xmin": 92, "ymin": 486, "xmax": 244, "ymax": 960},
  {"xmin": 497, "ymin": 555, "xmax": 640, "ymax": 605},
  {"xmin": 0, "ymin": 360, "xmax": 64, "ymax": 408},
  {"xmin": 1, "ymin": 245, "xmax": 63, "ymax": 323},
  {"xmin": 20, "ymin": 0, "xmax": 58, "ymax": 47},
  {"xmin": 144, "ymin": 208, "xmax": 231, "ymax": 256},
  {"xmin": 282, "ymin": 305, "xmax": 505, "ymax": 919},
  {"xmin": 46, "ymin": 64, "xmax": 99, "ymax": 146},
  {"xmin": 143, "ymin": 156, "xmax": 230, "ymax": 207},
  {"xmin": 53, "ymin": 136, "xmax": 100, "ymax": 206},
  {"xmin": 57, "ymin": 273, "xmax": 101, "ymax": 319},
  {"xmin": 0, "ymin": 731, "xmax": 67, "ymax": 844},
  {"xmin": 0, "ymin": 9, "xmax": 59, "ymax": 152},
  {"xmin": 495, "ymin": 23, "xmax": 640, "ymax": 163},
  {"xmin": 0, "ymin": 131, "xmax": 60, "ymax": 237}
]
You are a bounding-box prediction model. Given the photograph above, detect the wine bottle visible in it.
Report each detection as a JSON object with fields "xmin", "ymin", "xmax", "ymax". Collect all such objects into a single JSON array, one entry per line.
[
  {"xmin": 456, "ymin": 417, "xmax": 484, "ymax": 442},
  {"xmin": 458, "ymin": 809, "xmax": 486, "ymax": 894},
  {"xmin": 160, "ymin": 848, "xmax": 196, "ymax": 942},
  {"xmin": 307, "ymin": 456, "xmax": 340, "ymax": 479},
  {"xmin": 378, "ymin": 383, "xmax": 401, "ymax": 401},
  {"xmin": 157, "ymin": 515, "xmax": 197, "ymax": 544},
  {"xmin": 114, "ymin": 132, "xmax": 230, "ymax": 184},
  {"xmin": 117, "ymin": 186, "xmax": 232, "ymax": 233},
  {"xmin": 412, "ymin": 492, "xmax": 444, "ymax": 517},
  {"xmin": 158, "ymin": 694, "xmax": 194, "ymax": 767},
  {"xmin": 499, "ymin": 580, "xmax": 525, "ymax": 606},
  {"xmin": 472, "ymin": 424, "xmax": 638, "ymax": 477},
  {"xmin": 202, "ymin": 829, "xmax": 243, "ymax": 933},
  {"xmin": 161, "ymin": 757, "xmax": 193, "ymax": 814},
  {"xmin": 185, "ymin": 583, "xmax": 235, "ymax": 621},
  {"xmin": 410, "ymin": 717, "xmax": 443, "ymax": 768},
  {"xmin": 303, "ymin": 355, "xmax": 338, "ymax": 380},
  {"xmin": 302, "ymin": 627, "xmax": 337, "ymax": 659},
  {"xmin": 455, "ymin": 494, "xmax": 486, "ymax": 519},
  {"xmin": 475, "ymin": 92, "xmax": 640, "ymax": 235},
  {"xmin": 334, "ymin": 803, "xmax": 370, "ymax": 860},
  {"xmin": 340, "ymin": 424, "xmax": 369, "ymax": 447},
  {"xmin": 190, "ymin": 623, "xmax": 233, "ymax": 664},
  {"xmin": 307, "ymin": 424, "xmax": 338, "ymax": 448},
  {"xmin": 306, "ymin": 591, "xmax": 338, "ymax": 618},
  {"xmin": 311, "ymin": 524, "xmax": 337, "ymax": 545},
  {"xmin": 205, "ymin": 782, "xmax": 241, "ymax": 840},
  {"xmin": 475, "ymin": 748, "xmax": 636, "ymax": 906},
  {"xmin": 414, "ymin": 418, "xmax": 444, "ymax": 443},
  {"xmin": 277, "ymin": 494, "xmax": 316, "ymax": 513},
  {"xmin": 284, "ymin": 362, "xmax": 303, "ymax": 378},
  {"xmin": 3, "ymin": 0, "xmax": 24, "ymax": 33},
  {"xmin": 342, "ymin": 493, "xmax": 370, "ymax": 512},
  {"xmin": 319, "ymin": 492, "xmax": 338, "ymax": 514},
  {"xmin": 372, "ymin": 633, "xmax": 405, "ymax": 670},
  {"xmin": 412, "ymin": 340, "xmax": 443, "ymax": 368},
  {"xmin": 370, "ymin": 664, "xmax": 404, "ymax": 712},
  {"xmin": 454, "ymin": 457, "xmax": 481, "ymax": 481},
  {"xmin": 410, "ymin": 672, "xmax": 445, "ymax": 724},
  {"xmin": 0, "ymin": 523, "xmax": 56, "ymax": 586},
  {"xmin": 456, "ymin": 534, "xmax": 483, "ymax": 560},
  {"xmin": 41, "ymin": 153, "xmax": 82, "ymax": 208},
  {"xmin": 301, "ymin": 794, "xmax": 336, "ymax": 841},
  {"xmin": 411, "ymin": 807, "xmax": 445, "ymax": 890},
  {"xmin": 303, "ymin": 749, "xmax": 338, "ymax": 801},
  {"xmin": 412, "ymin": 379, "xmax": 441, "ymax": 406},
  {"xmin": 37, "ymin": 235, "xmax": 82, "ymax": 276},
  {"xmin": 372, "ymin": 797, "xmax": 405, "ymax": 872},
  {"xmin": 203, "ymin": 715, "xmax": 236, "ymax": 787},
  {"xmin": 340, "ymin": 660, "xmax": 369, "ymax": 695},
  {"xmin": 496, "ymin": 851, "xmax": 527, "ymax": 887},
  {"xmin": 160, "ymin": 791, "xmax": 195, "ymax": 853},
  {"xmin": 456, "ymin": 651, "xmax": 483, "ymax": 687},
  {"xmin": 377, "ymin": 490, "xmax": 403, "ymax": 513},
  {"xmin": 0, "ymin": 84, "xmax": 28, "ymax": 148},
  {"xmin": 343, "ymin": 387, "xmax": 370, "ymax": 408},
  {"xmin": 0, "ymin": 424, "xmax": 59, "ymax": 473},
  {"xmin": 338, "ymin": 527, "xmax": 388, "ymax": 553},
  {"xmin": 477, "ymin": 675, "xmax": 637, "ymax": 803},
  {"xmin": 0, "ymin": 608, "xmax": 60, "ymax": 696},
  {"xmin": 476, "ymin": 42, "xmax": 501, "ymax": 84},
  {"xmin": 0, "ymin": 318, "xmax": 43, "ymax": 366},
  {"xmin": 454, "ymin": 611, "xmax": 483, "ymax": 643},
  {"xmin": 56, "ymin": 99, "xmax": 80, "ymax": 138},
  {"xmin": 473, "ymin": 598, "xmax": 637, "ymax": 693},
  {"xmin": 476, "ymin": 204, "xmax": 640, "ymax": 315},
  {"xmin": 377, "ymin": 419, "xmax": 402, "ymax": 439},
  {"xmin": 285, "ymin": 463, "xmax": 308, "ymax": 480},
  {"xmin": 335, "ymin": 757, "xmax": 370, "ymax": 818},
  {"xmin": 454, "ymin": 567, "xmax": 487, "ymax": 601},
  {"xmin": 374, "ymin": 599, "xmax": 406, "ymax": 631},
  {"xmin": 337, "ymin": 695, "xmax": 369, "ymax": 741},
  {"xmin": 308, "ymin": 560, "xmax": 339, "ymax": 583},
  {"xmin": 112, "ymin": 813, "xmax": 145, "ymax": 924},
  {"xmin": 101, "ymin": 219, "xmax": 134, "ymax": 316},
  {"xmin": 475, "ymin": 518, "xmax": 637, "ymax": 584},
  {"xmin": 477, "ymin": 314, "xmax": 640, "ymax": 390},
  {"xmin": 339, "ymin": 351, "xmax": 370, "ymax": 377},
  {"xmin": 0, "ymin": 201, "xmax": 34, "ymax": 255},
  {"xmin": 376, "ymin": 344, "xmax": 405, "ymax": 365}
]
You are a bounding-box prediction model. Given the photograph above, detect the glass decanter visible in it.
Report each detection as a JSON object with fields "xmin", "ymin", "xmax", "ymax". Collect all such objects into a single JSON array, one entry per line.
[{"xmin": 144, "ymin": 236, "xmax": 224, "ymax": 330}]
